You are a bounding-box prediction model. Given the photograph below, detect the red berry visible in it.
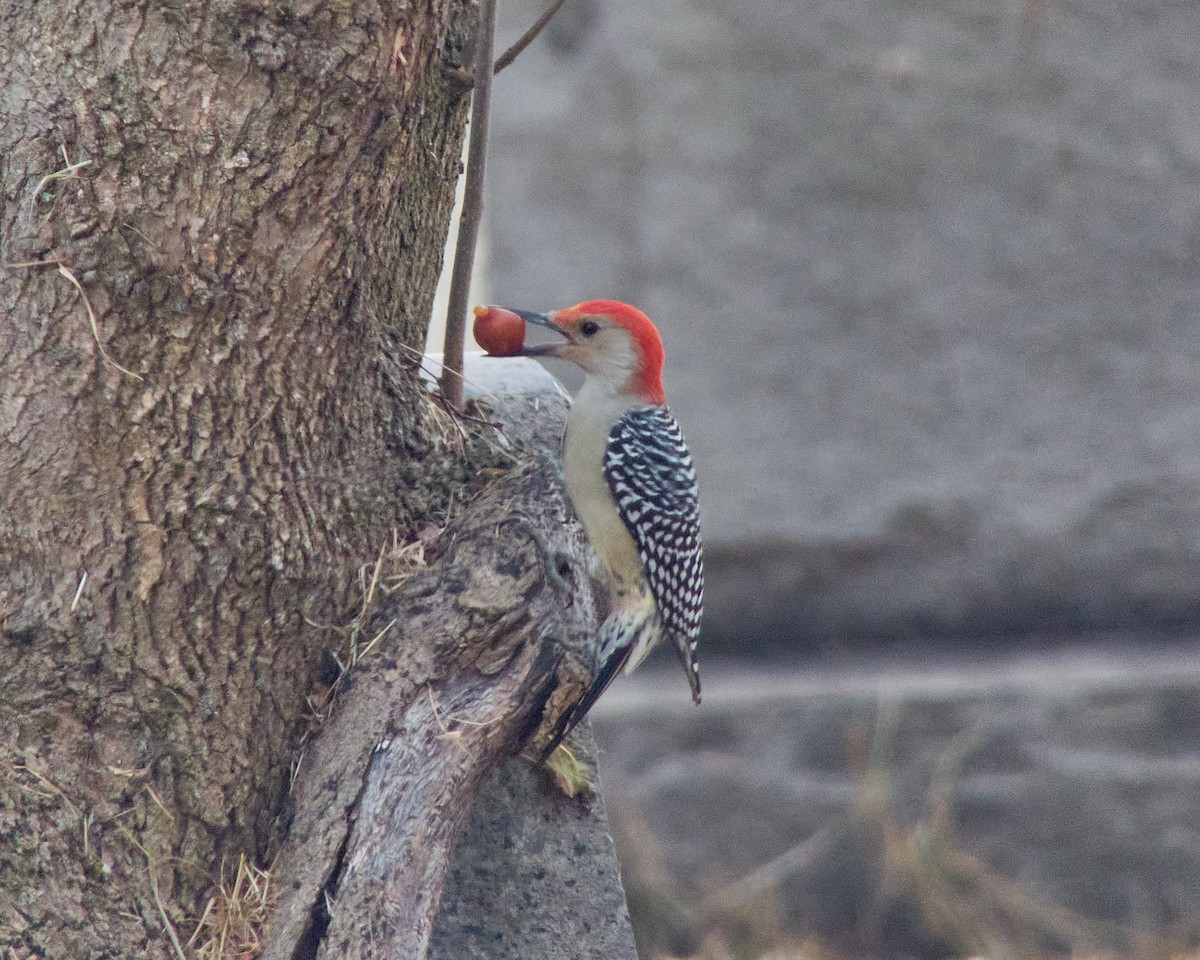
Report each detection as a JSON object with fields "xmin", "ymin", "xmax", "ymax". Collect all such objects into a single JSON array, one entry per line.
[{"xmin": 472, "ymin": 305, "xmax": 526, "ymax": 357}]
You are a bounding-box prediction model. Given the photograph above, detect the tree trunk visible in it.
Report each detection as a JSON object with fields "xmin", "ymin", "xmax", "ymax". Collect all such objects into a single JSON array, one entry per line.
[{"xmin": 0, "ymin": 1, "xmax": 481, "ymax": 955}]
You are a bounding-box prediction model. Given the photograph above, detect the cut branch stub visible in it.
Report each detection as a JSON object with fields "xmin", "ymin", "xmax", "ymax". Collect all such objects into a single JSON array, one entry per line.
[{"xmin": 262, "ymin": 460, "xmax": 598, "ymax": 960}]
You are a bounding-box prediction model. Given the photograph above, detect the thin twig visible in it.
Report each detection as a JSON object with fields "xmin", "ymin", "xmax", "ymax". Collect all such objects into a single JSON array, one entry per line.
[
  {"xmin": 148, "ymin": 865, "xmax": 188, "ymax": 960},
  {"xmin": 426, "ymin": 686, "xmax": 505, "ymax": 733},
  {"xmin": 120, "ymin": 826, "xmax": 187, "ymax": 960},
  {"xmin": 31, "ymin": 145, "xmax": 92, "ymax": 211},
  {"xmin": 494, "ymin": 0, "xmax": 570, "ymax": 74},
  {"xmin": 3, "ymin": 257, "xmax": 63, "ymax": 269},
  {"xmin": 185, "ymin": 896, "xmax": 217, "ymax": 950},
  {"xmin": 8, "ymin": 256, "xmax": 143, "ymax": 380},
  {"xmin": 71, "ymin": 571, "xmax": 88, "ymax": 611},
  {"xmin": 402, "ymin": 341, "xmax": 488, "ymax": 400},
  {"xmin": 289, "ymin": 749, "xmax": 305, "ymax": 793},
  {"xmin": 702, "ymin": 820, "xmax": 843, "ymax": 912},
  {"xmin": 13, "ymin": 763, "xmax": 79, "ymax": 812},
  {"xmin": 357, "ymin": 617, "xmax": 397, "ymax": 663},
  {"xmin": 55, "ymin": 264, "xmax": 144, "ymax": 381},
  {"xmin": 440, "ymin": 0, "xmax": 497, "ymax": 408}
]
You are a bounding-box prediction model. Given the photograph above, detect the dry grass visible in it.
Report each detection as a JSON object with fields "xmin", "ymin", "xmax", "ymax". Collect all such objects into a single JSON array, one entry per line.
[
  {"xmin": 342, "ymin": 527, "xmax": 436, "ymax": 668},
  {"xmin": 300, "ymin": 525, "xmax": 440, "ymax": 731},
  {"xmin": 847, "ymin": 712, "xmax": 1127, "ymax": 960},
  {"xmin": 186, "ymin": 855, "xmax": 273, "ymax": 960},
  {"xmin": 655, "ymin": 934, "xmax": 853, "ymax": 960},
  {"xmin": 618, "ymin": 709, "xmax": 1200, "ymax": 960},
  {"xmin": 658, "ymin": 947, "xmax": 1200, "ymax": 960}
]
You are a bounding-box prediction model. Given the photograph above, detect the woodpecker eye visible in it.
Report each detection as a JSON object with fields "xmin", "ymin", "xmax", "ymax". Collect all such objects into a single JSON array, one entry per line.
[{"xmin": 580, "ymin": 320, "xmax": 600, "ymax": 337}]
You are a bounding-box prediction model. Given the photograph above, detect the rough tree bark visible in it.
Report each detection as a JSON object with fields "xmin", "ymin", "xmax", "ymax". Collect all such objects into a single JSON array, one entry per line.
[
  {"xmin": 0, "ymin": 1, "xmax": 521, "ymax": 956},
  {"xmin": 262, "ymin": 457, "xmax": 598, "ymax": 960}
]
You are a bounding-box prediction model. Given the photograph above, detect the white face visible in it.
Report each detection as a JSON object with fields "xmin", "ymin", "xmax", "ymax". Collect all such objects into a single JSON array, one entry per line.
[{"xmin": 555, "ymin": 314, "xmax": 638, "ymax": 386}]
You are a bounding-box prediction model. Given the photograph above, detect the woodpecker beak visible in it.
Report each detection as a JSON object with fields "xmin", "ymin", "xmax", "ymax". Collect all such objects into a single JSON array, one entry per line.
[{"xmin": 509, "ymin": 309, "xmax": 571, "ymax": 357}]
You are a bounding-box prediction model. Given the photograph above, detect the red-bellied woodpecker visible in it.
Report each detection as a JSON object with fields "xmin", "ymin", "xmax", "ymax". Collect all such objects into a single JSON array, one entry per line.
[{"xmin": 496, "ymin": 300, "xmax": 703, "ymax": 755}]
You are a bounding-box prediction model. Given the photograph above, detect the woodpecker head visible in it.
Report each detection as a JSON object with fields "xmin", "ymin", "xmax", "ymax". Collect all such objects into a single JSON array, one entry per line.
[{"xmin": 507, "ymin": 300, "xmax": 667, "ymax": 405}]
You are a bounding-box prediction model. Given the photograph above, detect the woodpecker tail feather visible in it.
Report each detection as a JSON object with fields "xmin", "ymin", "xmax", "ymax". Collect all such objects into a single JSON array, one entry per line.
[
  {"xmin": 673, "ymin": 634, "xmax": 701, "ymax": 705},
  {"xmin": 538, "ymin": 610, "xmax": 652, "ymax": 761},
  {"xmin": 539, "ymin": 642, "xmax": 632, "ymax": 761}
]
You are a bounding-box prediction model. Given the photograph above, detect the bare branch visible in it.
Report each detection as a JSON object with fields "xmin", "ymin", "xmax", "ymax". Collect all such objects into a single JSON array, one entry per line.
[
  {"xmin": 440, "ymin": 0, "xmax": 498, "ymax": 408},
  {"xmin": 494, "ymin": 0, "xmax": 570, "ymax": 75}
]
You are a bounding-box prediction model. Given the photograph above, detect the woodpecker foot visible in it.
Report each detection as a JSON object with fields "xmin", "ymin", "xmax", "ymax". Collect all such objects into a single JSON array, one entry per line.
[
  {"xmin": 503, "ymin": 515, "xmax": 573, "ymax": 598},
  {"xmin": 541, "ymin": 742, "xmax": 594, "ymax": 798}
]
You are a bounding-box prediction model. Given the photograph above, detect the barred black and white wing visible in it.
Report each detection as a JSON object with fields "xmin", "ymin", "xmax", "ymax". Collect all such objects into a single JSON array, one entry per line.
[
  {"xmin": 604, "ymin": 405, "xmax": 704, "ymax": 700},
  {"xmin": 538, "ymin": 405, "xmax": 703, "ymax": 761}
]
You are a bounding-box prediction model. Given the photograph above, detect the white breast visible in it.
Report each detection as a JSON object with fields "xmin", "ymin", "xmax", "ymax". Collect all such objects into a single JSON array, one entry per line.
[{"xmin": 562, "ymin": 379, "xmax": 644, "ymax": 598}]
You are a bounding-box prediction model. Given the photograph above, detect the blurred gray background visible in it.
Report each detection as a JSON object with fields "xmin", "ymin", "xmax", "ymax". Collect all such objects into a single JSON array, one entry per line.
[
  {"xmin": 476, "ymin": 0, "xmax": 1200, "ymax": 955},
  {"xmin": 485, "ymin": 0, "xmax": 1200, "ymax": 653}
]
